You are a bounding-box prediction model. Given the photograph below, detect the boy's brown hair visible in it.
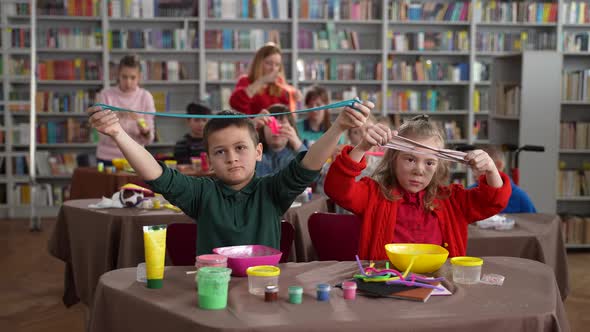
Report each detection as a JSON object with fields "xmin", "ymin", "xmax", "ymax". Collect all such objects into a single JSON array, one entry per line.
[
  {"xmin": 203, "ymin": 111, "xmax": 259, "ymax": 153},
  {"xmin": 372, "ymin": 115, "xmax": 450, "ymax": 210}
]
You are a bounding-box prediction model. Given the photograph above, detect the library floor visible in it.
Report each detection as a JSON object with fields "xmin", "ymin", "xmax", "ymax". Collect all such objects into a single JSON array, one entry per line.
[{"xmin": 0, "ymin": 218, "xmax": 588, "ymax": 332}]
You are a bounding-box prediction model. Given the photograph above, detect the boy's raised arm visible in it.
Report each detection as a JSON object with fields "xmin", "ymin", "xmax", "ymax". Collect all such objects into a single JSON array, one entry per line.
[
  {"xmin": 301, "ymin": 101, "xmax": 373, "ymax": 170},
  {"xmin": 88, "ymin": 106, "xmax": 162, "ymax": 180}
]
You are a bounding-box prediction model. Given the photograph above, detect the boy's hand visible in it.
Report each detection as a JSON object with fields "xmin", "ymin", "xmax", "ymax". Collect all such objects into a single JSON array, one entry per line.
[
  {"xmin": 357, "ymin": 124, "xmax": 394, "ymax": 152},
  {"xmin": 88, "ymin": 106, "xmax": 124, "ymax": 138},
  {"xmin": 334, "ymin": 100, "xmax": 373, "ymax": 131},
  {"xmin": 465, "ymin": 150, "xmax": 498, "ymax": 175}
]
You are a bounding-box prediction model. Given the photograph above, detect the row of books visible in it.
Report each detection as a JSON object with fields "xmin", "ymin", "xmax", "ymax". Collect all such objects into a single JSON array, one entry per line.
[
  {"xmin": 563, "ymin": 32, "xmax": 590, "ymax": 52},
  {"xmin": 36, "ymin": 28, "xmax": 103, "ymax": 50},
  {"xmin": 387, "ymin": 89, "xmax": 461, "ymax": 112},
  {"xmin": 390, "ymin": 1, "xmax": 470, "ymax": 22},
  {"xmin": 109, "ymin": 60, "xmax": 189, "ymax": 81},
  {"xmin": 109, "ymin": 29, "xmax": 198, "ymax": 50},
  {"xmin": 208, "ymin": 0, "xmax": 288, "ymax": 19},
  {"xmin": 8, "ymin": 58, "xmax": 30, "ymax": 76},
  {"xmin": 10, "ymin": 28, "xmax": 31, "ymax": 48},
  {"xmin": 474, "ymin": 1, "xmax": 557, "ymax": 23},
  {"xmin": 299, "ymin": 0, "xmax": 378, "ymax": 20},
  {"xmin": 109, "ymin": 0, "xmax": 197, "ymax": 18},
  {"xmin": 473, "ymin": 88, "xmax": 490, "ymax": 112},
  {"xmin": 388, "ymin": 60, "xmax": 470, "ymax": 82},
  {"xmin": 562, "ymin": 2, "xmax": 590, "ymax": 25},
  {"xmin": 562, "ymin": 69, "xmax": 590, "ymax": 101},
  {"xmin": 204, "ymin": 29, "xmax": 283, "ymax": 50},
  {"xmin": 473, "ymin": 119, "xmax": 489, "ymax": 140},
  {"xmin": 476, "ymin": 30, "xmax": 557, "ymax": 52},
  {"xmin": 6, "ymin": 152, "xmax": 96, "ymax": 177},
  {"xmin": 298, "ymin": 25, "xmax": 360, "ymax": 50},
  {"xmin": 557, "ymin": 168, "xmax": 590, "ymax": 197},
  {"xmin": 38, "ymin": 59, "xmax": 101, "ymax": 81},
  {"xmin": 561, "ymin": 215, "xmax": 590, "ymax": 245},
  {"xmin": 12, "ymin": 121, "xmax": 99, "ymax": 145},
  {"xmin": 34, "ymin": 90, "xmax": 99, "ymax": 114},
  {"xmin": 10, "ymin": 183, "xmax": 70, "ymax": 206},
  {"xmin": 297, "ymin": 59, "xmax": 380, "ymax": 81},
  {"xmin": 437, "ymin": 120, "xmax": 463, "ymax": 140},
  {"xmin": 206, "ymin": 61, "xmax": 249, "ymax": 81},
  {"xmin": 495, "ymin": 83, "xmax": 521, "ymax": 117},
  {"xmin": 560, "ymin": 122, "xmax": 590, "ymax": 150},
  {"xmin": 36, "ymin": 0, "xmax": 100, "ymax": 16},
  {"xmin": 389, "ymin": 31, "xmax": 469, "ymax": 52}
]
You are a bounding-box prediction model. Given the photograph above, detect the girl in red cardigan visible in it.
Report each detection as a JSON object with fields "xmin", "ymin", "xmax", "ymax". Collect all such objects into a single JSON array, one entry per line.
[
  {"xmin": 229, "ymin": 43, "xmax": 300, "ymax": 115},
  {"xmin": 324, "ymin": 116, "xmax": 512, "ymax": 260}
]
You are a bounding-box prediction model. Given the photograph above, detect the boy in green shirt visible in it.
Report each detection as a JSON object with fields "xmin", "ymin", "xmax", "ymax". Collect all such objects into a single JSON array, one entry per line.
[{"xmin": 87, "ymin": 101, "xmax": 373, "ymax": 255}]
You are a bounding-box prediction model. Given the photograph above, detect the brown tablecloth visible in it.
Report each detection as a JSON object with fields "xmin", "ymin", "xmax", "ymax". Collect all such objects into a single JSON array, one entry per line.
[
  {"xmin": 48, "ymin": 199, "xmax": 193, "ymax": 307},
  {"xmin": 48, "ymin": 197, "xmax": 330, "ymax": 307},
  {"xmin": 69, "ymin": 167, "xmax": 145, "ymax": 200},
  {"xmin": 467, "ymin": 213, "xmax": 569, "ymax": 299},
  {"xmin": 283, "ymin": 196, "xmax": 331, "ymax": 262},
  {"xmin": 89, "ymin": 257, "xmax": 569, "ymax": 332}
]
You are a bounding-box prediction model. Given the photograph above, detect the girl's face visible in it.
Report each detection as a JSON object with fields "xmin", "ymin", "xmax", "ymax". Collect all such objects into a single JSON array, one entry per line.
[
  {"xmin": 348, "ymin": 127, "xmax": 365, "ymax": 146},
  {"xmin": 263, "ymin": 116, "xmax": 290, "ymax": 150},
  {"xmin": 394, "ymin": 136, "xmax": 442, "ymax": 193},
  {"xmin": 118, "ymin": 66, "xmax": 140, "ymax": 92},
  {"xmin": 307, "ymin": 97, "xmax": 326, "ymax": 123},
  {"xmin": 262, "ymin": 53, "xmax": 282, "ymax": 76}
]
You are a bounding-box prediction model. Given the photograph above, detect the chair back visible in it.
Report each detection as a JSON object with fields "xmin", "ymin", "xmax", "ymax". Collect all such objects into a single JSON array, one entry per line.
[
  {"xmin": 308, "ymin": 212, "xmax": 361, "ymax": 261},
  {"xmin": 166, "ymin": 223, "xmax": 197, "ymax": 266},
  {"xmin": 280, "ymin": 221, "xmax": 295, "ymax": 263}
]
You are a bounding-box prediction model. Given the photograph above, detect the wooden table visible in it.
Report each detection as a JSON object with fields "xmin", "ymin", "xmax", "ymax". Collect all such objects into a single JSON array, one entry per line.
[{"xmin": 89, "ymin": 257, "xmax": 570, "ymax": 332}]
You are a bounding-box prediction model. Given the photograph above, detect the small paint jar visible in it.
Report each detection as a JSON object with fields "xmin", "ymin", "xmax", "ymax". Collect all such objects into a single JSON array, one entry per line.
[
  {"xmin": 316, "ymin": 283, "xmax": 331, "ymax": 301},
  {"xmin": 264, "ymin": 285, "xmax": 279, "ymax": 302},
  {"xmin": 288, "ymin": 286, "xmax": 303, "ymax": 304},
  {"xmin": 342, "ymin": 281, "xmax": 357, "ymax": 300},
  {"xmin": 97, "ymin": 162, "xmax": 104, "ymax": 172}
]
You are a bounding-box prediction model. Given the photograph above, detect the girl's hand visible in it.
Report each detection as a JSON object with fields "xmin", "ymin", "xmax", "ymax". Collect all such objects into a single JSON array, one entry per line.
[
  {"xmin": 357, "ymin": 124, "xmax": 394, "ymax": 152},
  {"xmin": 334, "ymin": 100, "xmax": 373, "ymax": 131},
  {"xmin": 88, "ymin": 106, "xmax": 123, "ymax": 138},
  {"xmin": 465, "ymin": 149, "xmax": 498, "ymax": 175},
  {"xmin": 253, "ymin": 109, "xmax": 271, "ymax": 129},
  {"xmin": 280, "ymin": 123, "xmax": 303, "ymax": 151}
]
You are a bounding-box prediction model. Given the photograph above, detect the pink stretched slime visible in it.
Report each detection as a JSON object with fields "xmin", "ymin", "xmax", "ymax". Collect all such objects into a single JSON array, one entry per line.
[{"xmin": 268, "ymin": 117, "xmax": 281, "ymax": 135}]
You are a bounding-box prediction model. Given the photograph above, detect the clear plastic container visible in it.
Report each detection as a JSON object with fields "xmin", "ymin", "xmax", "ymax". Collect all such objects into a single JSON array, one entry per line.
[
  {"xmin": 451, "ymin": 256, "xmax": 483, "ymax": 285},
  {"xmin": 245, "ymin": 265, "xmax": 280, "ymax": 295}
]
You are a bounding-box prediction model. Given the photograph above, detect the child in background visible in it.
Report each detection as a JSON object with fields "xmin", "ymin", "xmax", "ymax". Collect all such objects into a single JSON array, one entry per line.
[
  {"xmin": 88, "ymin": 100, "xmax": 373, "ymax": 255},
  {"xmin": 173, "ymin": 103, "xmax": 211, "ymax": 164},
  {"xmin": 325, "ymin": 115, "xmax": 511, "ymax": 260},
  {"xmin": 256, "ymin": 104, "xmax": 306, "ymax": 176},
  {"xmin": 297, "ymin": 85, "xmax": 333, "ymax": 147},
  {"xmin": 96, "ymin": 54, "xmax": 155, "ymax": 165},
  {"xmin": 470, "ymin": 145, "xmax": 536, "ymax": 213}
]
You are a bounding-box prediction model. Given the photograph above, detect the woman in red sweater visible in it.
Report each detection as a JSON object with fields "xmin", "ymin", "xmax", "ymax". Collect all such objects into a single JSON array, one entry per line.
[
  {"xmin": 324, "ymin": 115, "xmax": 512, "ymax": 260},
  {"xmin": 229, "ymin": 43, "xmax": 299, "ymax": 115}
]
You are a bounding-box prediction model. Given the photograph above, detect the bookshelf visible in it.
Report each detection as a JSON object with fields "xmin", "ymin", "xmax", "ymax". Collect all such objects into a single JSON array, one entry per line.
[{"xmin": 0, "ymin": 0, "xmax": 580, "ymax": 223}]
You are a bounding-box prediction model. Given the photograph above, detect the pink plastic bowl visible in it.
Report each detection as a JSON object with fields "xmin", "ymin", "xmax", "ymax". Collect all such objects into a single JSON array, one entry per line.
[{"xmin": 212, "ymin": 245, "xmax": 282, "ymax": 277}]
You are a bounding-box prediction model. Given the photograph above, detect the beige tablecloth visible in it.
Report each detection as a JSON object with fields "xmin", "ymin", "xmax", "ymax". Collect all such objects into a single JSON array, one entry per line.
[
  {"xmin": 89, "ymin": 257, "xmax": 569, "ymax": 332},
  {"xmin": 467, "ymin": 213, "xmax": 569, "ymax": 299}
]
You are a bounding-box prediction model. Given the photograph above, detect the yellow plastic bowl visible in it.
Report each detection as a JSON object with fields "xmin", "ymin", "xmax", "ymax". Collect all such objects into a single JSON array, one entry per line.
[{"xmin": 384, "ymin": 243, "xmax": 449, "ymax": 274}]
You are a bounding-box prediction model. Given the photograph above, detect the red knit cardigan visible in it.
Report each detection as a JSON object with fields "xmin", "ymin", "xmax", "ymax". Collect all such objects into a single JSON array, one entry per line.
[
  {"xmin": 229, "ymin": 76, "xmax": 291, "ymax": 115},
  {"xmin": 324, "ymin": 146, "xmax": 512, "ymax": 260}
]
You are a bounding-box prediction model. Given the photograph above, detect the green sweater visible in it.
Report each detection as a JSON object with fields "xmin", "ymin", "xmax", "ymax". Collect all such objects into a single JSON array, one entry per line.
[{"xmin": 145, "ymin": 152, "xmax": 319, "ymax": 255}]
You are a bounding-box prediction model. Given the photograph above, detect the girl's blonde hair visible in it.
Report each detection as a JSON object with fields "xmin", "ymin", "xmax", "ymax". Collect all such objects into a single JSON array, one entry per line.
[
  {"xmin": 248, "ymin": 43, "xmax": 286, "ymax": 97},
  {"xmin": 372, "ymin": 115, "xmax": 450, "ymax": 210}
]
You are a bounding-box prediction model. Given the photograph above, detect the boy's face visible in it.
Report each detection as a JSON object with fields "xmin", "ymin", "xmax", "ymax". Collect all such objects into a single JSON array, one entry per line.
[
  {"xmin": 188, "ymin": 118, "xmax": 207, "ymax": 138},
  {"xmin": 118, "ymin": 66, "xmax": 140, "ymax": 92},
  {"xmin": 207, "ymin": 125, "xmax": 262, "ymax": 190},
  {"xmin": 394, "ymin": 136, "xmax": 442, "ymax": 193}
]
